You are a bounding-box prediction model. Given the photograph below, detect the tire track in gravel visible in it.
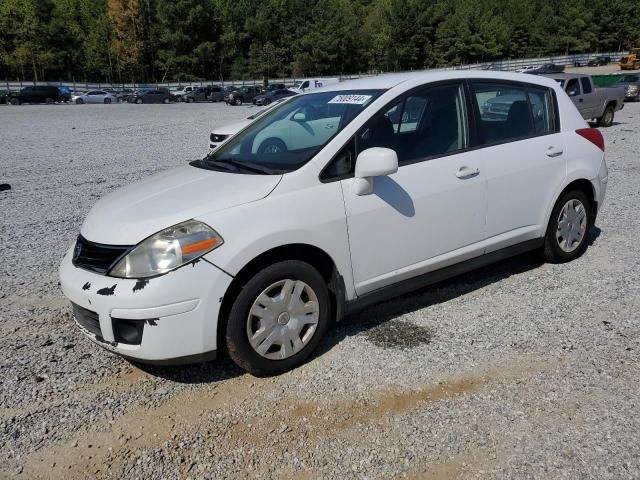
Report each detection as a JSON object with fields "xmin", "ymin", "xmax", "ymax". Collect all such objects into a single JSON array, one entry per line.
[
  {"xmin": 12, "ymin": 354, "xmax": 550, "ymax": 479},
  {"xmin": 13, "ymin": 373, "xmax": 256, "ymax": 479}
]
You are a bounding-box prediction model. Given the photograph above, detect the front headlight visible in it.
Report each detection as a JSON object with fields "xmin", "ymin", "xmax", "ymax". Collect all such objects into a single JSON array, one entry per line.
[{"xmin": 110, "ymin": 220, "xmax": 223, "ymax": 278}]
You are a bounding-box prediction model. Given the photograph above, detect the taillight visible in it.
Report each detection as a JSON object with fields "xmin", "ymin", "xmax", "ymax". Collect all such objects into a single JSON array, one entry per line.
[{"xmin": 576, "ymin": 128, "xmax": 604, "ymax": 152}]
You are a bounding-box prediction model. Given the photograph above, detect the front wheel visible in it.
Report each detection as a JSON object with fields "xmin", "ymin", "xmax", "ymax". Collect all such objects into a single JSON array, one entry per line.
[
  {"xmin": 135, "ymin": 98, "xmax": 143, "ymax": 104},
  {"xmin": 597, "ymin": 106, "xmax": 614, "ymax": 127},
  {"xmin": 10, "ymin": 98, "xmax": 20, "ymax": 106},
  {"xmin": 75, "ymin": 98, "xmax": 84, "ymax": 105},
  {"xmin": 225, "ymin": 260, "xmax": 330, "ymax": 376},
  {"xmin": 163, "ymin": 97, "xmax": 170, "ymax": 104},
  {"xmin": 258, "ymin": 138, "xmax": 287, "ymax": 154},
  {"xmin": 45, "ymin": 97, "xmax": 54, "ymax": 105},
  {"xmin": 234, "ymin": 97, "xmax": 242, "ymax": 106},
  {"xmin": 542, "ymin": 190, "xmax": 592, "ymax": 263},
  {"xmin": 104, "ymin": 98, "xmax": 111, "ymax": 104}
]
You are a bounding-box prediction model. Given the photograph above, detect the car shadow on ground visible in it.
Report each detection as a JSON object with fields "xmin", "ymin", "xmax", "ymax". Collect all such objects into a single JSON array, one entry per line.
[{"xmin": 138, "ymin": 227, "xmax": 601, "ymax": 383}]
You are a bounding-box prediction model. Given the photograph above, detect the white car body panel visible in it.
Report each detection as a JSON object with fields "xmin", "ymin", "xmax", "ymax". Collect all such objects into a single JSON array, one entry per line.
[
  {"xmin": 342, "ymin": 147, "xmax": 486, "ymax": 295},
  {"xmin": 81, "ymin": 165, "xmax": 281, "ymax": 244},
  {"xmin": 60, "ymin": 69, "xmax": 607, "ymax": 364}
]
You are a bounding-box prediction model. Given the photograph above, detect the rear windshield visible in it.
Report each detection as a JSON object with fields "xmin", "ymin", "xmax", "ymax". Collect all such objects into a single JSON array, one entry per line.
[{"xmin": 192, "ymin": 89, "xmax": 384, "ymax": 174}]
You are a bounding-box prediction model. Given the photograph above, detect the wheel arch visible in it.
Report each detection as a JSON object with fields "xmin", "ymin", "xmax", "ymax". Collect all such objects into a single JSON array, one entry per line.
[
  {"xmin": 216, "ymin": 243, "xmax": 346, "ymax": 352},
  {"xmin": 544, "ymin": 177, "xmax": 598, "ymax": 235}
]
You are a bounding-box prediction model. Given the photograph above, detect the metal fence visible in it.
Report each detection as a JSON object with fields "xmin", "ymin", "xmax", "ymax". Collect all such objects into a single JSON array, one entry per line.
[{"xmin": 1, "ymin": 51, "xmax": 628, "ymax": 92}]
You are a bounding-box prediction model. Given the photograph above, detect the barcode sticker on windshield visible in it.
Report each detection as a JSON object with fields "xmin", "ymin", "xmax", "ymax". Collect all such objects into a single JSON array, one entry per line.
[{"xmin": 328, "ymin": 94, "xmax": 372, "ymax": 105}]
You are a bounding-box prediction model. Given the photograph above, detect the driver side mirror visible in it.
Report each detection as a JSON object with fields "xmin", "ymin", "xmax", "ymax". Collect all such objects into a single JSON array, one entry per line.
[{"xmin": 353, "ymin": 147, "xmax": 398, "ymax": 196}]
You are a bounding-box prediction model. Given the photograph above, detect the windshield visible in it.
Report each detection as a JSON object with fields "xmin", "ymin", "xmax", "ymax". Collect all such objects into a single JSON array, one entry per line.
[{"xmin": 192, "ymin": 89, "xmax": 384, "ymax": 174}]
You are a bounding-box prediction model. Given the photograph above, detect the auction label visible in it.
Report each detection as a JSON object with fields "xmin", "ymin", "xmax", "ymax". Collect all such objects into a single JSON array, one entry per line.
[{"xmin": 328, "ymin": 94, "xmax": 373, "ymax": 105}]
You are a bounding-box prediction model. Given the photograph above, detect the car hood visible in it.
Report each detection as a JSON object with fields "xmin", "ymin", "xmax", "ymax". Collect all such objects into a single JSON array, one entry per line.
[
  {"xmin": 213, "ymin": 119, "xmax": 252, "ymax": 136},
  {"xmin": 81, "ymin": 165, "xmax": 282, "ymax": 245}
]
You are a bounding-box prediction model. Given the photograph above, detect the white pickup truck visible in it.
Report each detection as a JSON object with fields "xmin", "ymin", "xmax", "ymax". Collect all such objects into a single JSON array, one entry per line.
[{"xmin": 543, "ymin": 73, "xmax": 624, "ymax": 127}]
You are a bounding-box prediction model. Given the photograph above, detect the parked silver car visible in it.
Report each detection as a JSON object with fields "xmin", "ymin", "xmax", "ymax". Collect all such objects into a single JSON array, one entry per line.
[
  {"xmin": 615, "ymin": 74, "xmax": 640, "ymax": 102},
  {"xmin": 72, "ymin": 90, "xmax": 118, "ymax": 104}
]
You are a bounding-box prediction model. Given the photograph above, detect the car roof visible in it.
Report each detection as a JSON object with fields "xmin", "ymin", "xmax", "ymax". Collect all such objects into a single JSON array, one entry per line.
[
  {"xmin": 540, "ymin": 73, "xmax": 586, "ymax": 80},
  {"xmin": 311, "ymin": 70, "xmax": 560, "ymax": 94}
]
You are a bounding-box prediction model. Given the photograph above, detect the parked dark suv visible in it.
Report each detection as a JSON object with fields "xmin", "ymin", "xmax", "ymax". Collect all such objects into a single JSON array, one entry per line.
[
  {"xmin": 226, "ymin": 86, "xmax": 262, "ymax": 105},
  {"xmin": 8, "ymin": 85, "xmax": 64, "ymax": 105},
  {"xmin": 588, "ymin": 56, "xmax": 611, "ymax": 67}
]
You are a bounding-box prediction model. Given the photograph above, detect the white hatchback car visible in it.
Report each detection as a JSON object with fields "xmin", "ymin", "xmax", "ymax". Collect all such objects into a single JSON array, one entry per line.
[{"xmin": 60, "ymin": 71, "xmax": 608, "ymax": 375}]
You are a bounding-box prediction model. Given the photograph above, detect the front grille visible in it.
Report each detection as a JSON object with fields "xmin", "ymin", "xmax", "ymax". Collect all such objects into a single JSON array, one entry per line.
[
  {"xmin": 72, "ymin": 235, "xmax": 132, "ymax": 275},
  {"xmin": 72, "ymin": 302, "xmax": 102, "ymax": 337}
]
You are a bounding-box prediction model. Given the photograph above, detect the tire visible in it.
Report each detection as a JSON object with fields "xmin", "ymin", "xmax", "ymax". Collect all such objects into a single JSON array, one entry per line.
[
  {"xmin": 225, "ymin": 260, "xmax": 330, "ymax": 376},
  {"xmin": 263, "ymin": 98, "xmax": 271, "ymax": 105},
  {"xmin": 542, "ymin": 189, "xmax": 592, "ymax": 263},
  {"xmin": 597, "ymin": 106, "xmax": 615, "ymax": 127},
  {"xmin": 163, "ymin": 97, "xmax": 170, "ymax": 104},
  {"xmin": 234, "ymin": 97, "xmax": 242, "ymax": 106},
  {"xmin": 45, "ymin": 97, "xmax": 54, "ymax": 105},
  {"xmin": 187, "ymin": 97, "xmax": 194, "ymax": 103},
  {"xmin": 104, "ymin": 98, "xmax": 111, "ymax": 104},
  {"xmin": 258, "ymin": 138, "xmax": 287, "ymax": 154},
  {"xmin": 75, "ymin": 98, "xmax": 84, "ymax": 104},
  {"xmin": 10, "ymin": 98, "xmax": 19, "ymax": 106},
  {"xmin": 135, "ymin": 98, "xmax": 143, "ymax": 104}
]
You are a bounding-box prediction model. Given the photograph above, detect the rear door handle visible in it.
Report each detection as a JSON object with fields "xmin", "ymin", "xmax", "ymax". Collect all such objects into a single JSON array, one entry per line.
[
  {"xmin": 455, "ymin": 166, "xmax": 480, "ymax": 179},
  {"xmin": 546, "ymin": 146, "xmax": 564, "ymax": 157}
]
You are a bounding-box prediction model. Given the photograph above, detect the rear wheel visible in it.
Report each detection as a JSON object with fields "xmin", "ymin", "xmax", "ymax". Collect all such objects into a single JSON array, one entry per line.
[
  {"xmin": 75, "ymin": 98, "xmax": 84, "ymax": 104},
  {"xmin": 234, "ymin": 97, "xmax": 242, "ymax": 106},
  {"xmin": 104, "ymin": 98, "xmax": 111, "ymax": 104},
  {"xmin": 10, "ymin": 98, "xmax": 19, "ymax": 106},
  {"xmin": 542, "ymin": 189, "xmax": 592, "ymax": 263},
  {"xmin": 135, "ymin": 98, "xmax": 143, "ymax": 104},
  {"xmin": 45, "ymin": 97, "xmax": 54, "ymax": 105},
  {"xmin": 163, "ymin": 97, "xmax": 170, "ymax": 104},
  {"xmin": 597, "ymin": 106, "xmax": 615, "ymax": 127},
  {"xmin": 225, "ymin": 260, "xmax": 330, "ymax": 376}
]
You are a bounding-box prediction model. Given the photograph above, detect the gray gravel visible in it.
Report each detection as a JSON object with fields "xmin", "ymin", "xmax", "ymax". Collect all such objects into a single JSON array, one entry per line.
[{"xmin": 1, "ymin": 101, "xmax": 639, "ymax": 479}]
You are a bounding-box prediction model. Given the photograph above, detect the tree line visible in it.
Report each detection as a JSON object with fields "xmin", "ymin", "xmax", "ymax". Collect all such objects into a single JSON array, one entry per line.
[{"xmin": 1, "ymin": 0, "xmax": 639, "ymax": 84}]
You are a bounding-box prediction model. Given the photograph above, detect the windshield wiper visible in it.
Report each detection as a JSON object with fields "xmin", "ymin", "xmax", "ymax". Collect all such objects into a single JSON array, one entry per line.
[{"xmin": 210, "ymin": 158, "xmax": 275, "ymax": 174}]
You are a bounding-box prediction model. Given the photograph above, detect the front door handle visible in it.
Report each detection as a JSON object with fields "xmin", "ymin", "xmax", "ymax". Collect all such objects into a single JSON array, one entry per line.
[
  {"xmin": 546, "ymin": 146, "xmax": 564, "ymax": 157},
  {"xmin": 455, "ymin": 166, "xmax": 480, "ymax": 179}
]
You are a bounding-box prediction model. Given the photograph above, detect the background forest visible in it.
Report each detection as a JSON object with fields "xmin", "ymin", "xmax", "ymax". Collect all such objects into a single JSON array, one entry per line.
[{"xmin": 1, "ymin": 0, "xmax": 639, "ymax": 83}]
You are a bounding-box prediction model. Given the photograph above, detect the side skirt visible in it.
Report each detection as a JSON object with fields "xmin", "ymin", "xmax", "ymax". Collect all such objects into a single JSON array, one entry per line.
[{"xmin": 344, "ymin": 238, "xmax": 544, "ymax": 316}]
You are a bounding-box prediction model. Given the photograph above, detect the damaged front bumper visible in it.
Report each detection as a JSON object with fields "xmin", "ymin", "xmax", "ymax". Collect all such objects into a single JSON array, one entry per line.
[{"xmin": 59, "ymin": 245, "xmax": 233, "ymax": 364}]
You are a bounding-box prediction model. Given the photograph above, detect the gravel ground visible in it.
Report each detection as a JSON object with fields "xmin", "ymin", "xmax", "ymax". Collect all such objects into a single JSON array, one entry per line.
[{"xmin": 1, "ymin": 101, "xmax": 639, "ymax": 479}]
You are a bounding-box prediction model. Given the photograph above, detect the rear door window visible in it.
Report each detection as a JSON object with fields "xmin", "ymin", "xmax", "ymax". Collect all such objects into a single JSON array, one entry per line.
[
  {"xmin": 580, "ymin": 77, "xmax": 592, "ymax": 94},
  {"xmin": 470, "ymin": 81, "xmax": 558, "ymax": 145}
]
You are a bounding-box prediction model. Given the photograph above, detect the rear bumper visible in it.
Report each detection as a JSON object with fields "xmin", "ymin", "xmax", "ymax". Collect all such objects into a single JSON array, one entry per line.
[{"xmin": 59, "ymin": 245, "xmax": 233, "ymax": 364}]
